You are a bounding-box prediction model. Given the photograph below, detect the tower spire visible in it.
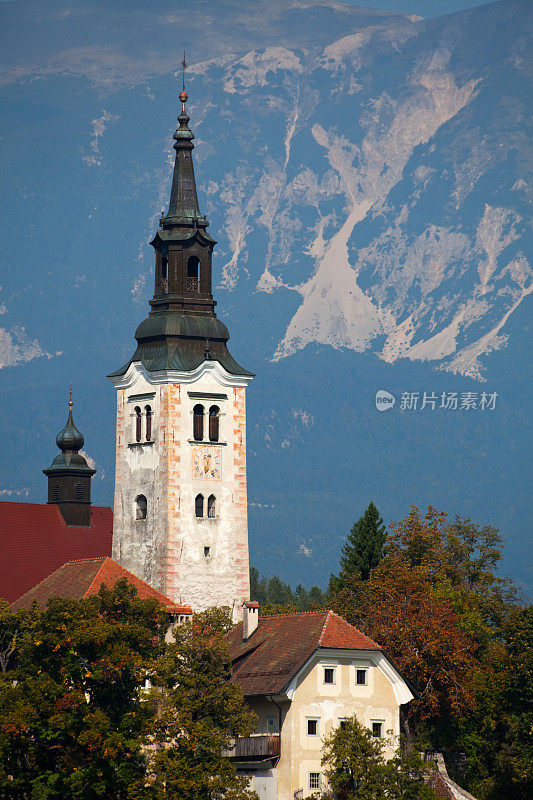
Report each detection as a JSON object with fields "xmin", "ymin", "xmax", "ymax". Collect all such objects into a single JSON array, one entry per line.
[{"xmin": 43, "ymin": 389, "xmax": 95, "ymax": 526}]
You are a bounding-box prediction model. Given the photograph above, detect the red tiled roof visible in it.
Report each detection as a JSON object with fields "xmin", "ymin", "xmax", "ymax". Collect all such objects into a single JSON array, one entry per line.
[
  {"xmin": 0, "ymin": 501, "xmax": 112, "ymax": 603},
  {"xmin": 225, "ymin": 610, "xmax": 380, "ymax": 696},
  {"xmin": 12, "ymin": 556, "xmax": 193, "ymax": 615}
]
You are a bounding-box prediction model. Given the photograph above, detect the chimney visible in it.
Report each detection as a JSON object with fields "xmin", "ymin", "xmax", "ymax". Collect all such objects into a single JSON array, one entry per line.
[{"xmin": 242, "ymin": 600, "xmax": 259, "ymax": 641}]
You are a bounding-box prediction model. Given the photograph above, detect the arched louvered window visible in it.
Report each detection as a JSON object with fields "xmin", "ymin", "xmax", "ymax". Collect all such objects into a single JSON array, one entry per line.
[
  {"xmin": 145, "ymin": 405, "xmax": 152, "ymax": 441},
  {"xmin": 161, "ymin": 256, "xmax": 168, "ymax": 293},
  {"xmin": 195, "ymin": 494, "xmax": 204, "ymax": 519},
  {"xmin": 135, "ymin": 495, "xmax": 147, "ymax": 520},
  {"xmin": 207, "ymin": 494, "xmax": 216, "ymax": 518},
  {"xmin": 187, "ymin": 256, "xmax": 200, "ymax": 292},
  {"xmin": 209, "ymin": 406, "xmax": 220, "ymax": 442},
  {"xmin": 135, "ymin": 407, "xmax": 142, "ymax": 443},
  {"xmin": 74, "ymin": 482, "xmax": 84, "ymax": 500},
  {"xmin": 193, "ymin": 404, "xmax": 204, "ymax": 441}
]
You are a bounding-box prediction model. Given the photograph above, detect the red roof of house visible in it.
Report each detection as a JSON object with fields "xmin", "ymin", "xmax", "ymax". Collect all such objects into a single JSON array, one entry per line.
[
  {"xmin": 11, "ymin": 556, "xmax": 192, "ymax": 615},
  {"xmin": 0, "ymin": 502, "xmax": 113, "ymax": 603},
  {"xmin": 225, "ymin": 610, "xmax": 380, "ymax": 696}
]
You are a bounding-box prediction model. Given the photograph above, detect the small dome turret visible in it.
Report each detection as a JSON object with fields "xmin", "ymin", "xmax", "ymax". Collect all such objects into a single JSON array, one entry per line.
[{"xmin": 56, "ymin": 399, "xmax": 84, "ymax": 453}]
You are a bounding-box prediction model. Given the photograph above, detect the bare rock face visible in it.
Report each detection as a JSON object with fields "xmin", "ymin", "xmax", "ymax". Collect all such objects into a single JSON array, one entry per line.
[{"xmin": 1, "ymin": 0, "xmax": 531, "ymax": 593}]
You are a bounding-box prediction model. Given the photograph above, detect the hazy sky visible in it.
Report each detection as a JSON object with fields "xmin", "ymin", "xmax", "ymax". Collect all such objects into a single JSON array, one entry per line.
[{"xmin": 344, "ymin": 0, "xmax": 499, "ymax": 18}]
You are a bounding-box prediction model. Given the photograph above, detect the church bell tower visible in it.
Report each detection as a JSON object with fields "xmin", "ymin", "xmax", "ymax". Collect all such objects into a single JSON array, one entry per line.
[{"xmin": 108, "ymin": 76, "xmax": 253, "ymax": 617}]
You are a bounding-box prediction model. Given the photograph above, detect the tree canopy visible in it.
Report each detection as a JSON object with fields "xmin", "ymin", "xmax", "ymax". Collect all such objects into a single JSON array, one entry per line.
[
  {"xmin": 0, "ymin": 583, "xmax": 257, "ymax": 800},
  {"xmin": 329, "ymin": 502, "xmax": 387, "ymax": 592},
  {"xmin": 328, "ymin": 504, "xmax": 531, "ymax": 800}
]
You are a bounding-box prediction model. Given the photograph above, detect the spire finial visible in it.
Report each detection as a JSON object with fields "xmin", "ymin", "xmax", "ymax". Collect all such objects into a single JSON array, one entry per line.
[
  {"xmin": 179, "ymin": 51, "xmax": 188, "ymax": 111},
  {"xmin": 69, "ymin": 384, "xmax": 73, "ymax": 410}
]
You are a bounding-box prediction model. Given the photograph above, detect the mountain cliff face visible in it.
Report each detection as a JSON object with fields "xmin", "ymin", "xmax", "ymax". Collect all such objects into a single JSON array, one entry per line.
[{"xmin": 0, "ymin": 0, "xmax": 531, "ymax": 592}]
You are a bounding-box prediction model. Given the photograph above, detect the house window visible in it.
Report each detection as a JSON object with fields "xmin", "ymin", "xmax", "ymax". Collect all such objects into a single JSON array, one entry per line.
[
  {"xmin": 145, "ymin": 405, "xmax": 152, "ymax": 441},
  {"xmin": 187, "ymin": 256, "xmax": 200, "ymax": 292},
  {"xmin": 371, "ymin": 721, "xmax": 383, "ymax": 738},
  {"xmin": 207, "ymin": 494, "xmax": 216, "ymax": 518},
  {"xmin": 135, "ymin": 495, "xmax": 147, "ymax": 520},
  {"xmin": 339, "ymin": 719, "xmax": 349, "ymax": 730},
  {"xmin": 323, "ymin": 667, "xmax": 335, "ymax": 684},
  {"xmin": 307, "ymin": 718, "xmax": 319, "ymax": 736},
  {"xmin": 193, "ymin": 404, "xmax": 204, "ymax": 441},
  {"xmin": 135, "ymin": 406, "xmax": 142, "ymax": 442},
  {"xmin": 195, "ymin": 494, "xmax": 204, "ymax": 518},
  {"xmin": 309, "ymin": 773, "xmax": 320, "ymax": 790},
  {"xmin": 208, "ymin": 405, "xmax": 220, "ymax": 441},
  {"xmin": 356, "ymin": 668, "xmax": 368, "ymax": 686},
  {"xmin": 74, "ymin": 482, "xmax": 84, "ymax": 500}
]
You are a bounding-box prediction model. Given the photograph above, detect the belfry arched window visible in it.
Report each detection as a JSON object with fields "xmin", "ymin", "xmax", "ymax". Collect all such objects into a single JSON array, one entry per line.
[
  {"xmin": 209, "ymin": 406, "xmax": 220, "ymax": 442},
  {"xmin": 207, "ymin": 494, "xmax": 216, "ymax": 518},
  {"xmin": 187, "ymin": 256, "xmax": 200, "ymax": 293},
  {"xmin": 145, "ymin": 405, "xmax": 152, "ymax": 441},
  {"xmin": 195, "ymin": 494, "xmax": 204, "ymax": 518},
  {"xmin": 193, "ymin": 404, "xmax": 204, "ymax": 441},
  {"xmin": 135, "ymin": 495, "xmax": 147, "ymax": 520},
  {"xmin": 135, "ymin": 407, "xmax": 142, "ymax": 443},
  {"xmin": 161, "ymin": 256, "xmax": 168, "ymax": 293}
]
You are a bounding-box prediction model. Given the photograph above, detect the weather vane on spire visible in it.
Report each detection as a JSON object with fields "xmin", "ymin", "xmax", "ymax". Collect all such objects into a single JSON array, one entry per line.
[
  {"xmin": 69, "ymin": 385, "xmax": 73, "ymax": 409},
  {"xmin": 179, "ymin": 50, "xmax": 188, "ymax": 110}
]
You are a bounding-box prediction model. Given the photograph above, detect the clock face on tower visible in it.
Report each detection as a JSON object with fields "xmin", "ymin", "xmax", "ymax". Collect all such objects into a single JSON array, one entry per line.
[{"xmin": 192, "ymin": 446, "xmax": 222, "ymax": 480}]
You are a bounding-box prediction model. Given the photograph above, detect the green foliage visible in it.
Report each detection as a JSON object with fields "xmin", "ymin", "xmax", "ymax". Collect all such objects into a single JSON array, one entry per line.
[
  {"xmin": 148, "ymin": 607, "xmax": 258, "ymax": 800},
  {"xmin": 249, "ymin": 566, "xmax": 326, "ymax": 611},
  {"xmin": 320, "ymin": 715, "xmax": 436, "ymax": 800},
  {"xmin": 454, "ymin": 605, "xmax": 533, "ymax": 800},
  {"xmin": 329, "ymin": 502, "xmax": 386, "ymax": 593},
  {"xmin": 0, "ymin": 588, "xmax": 257, "ymax": 800},
  {"xmin": 0, "ymin": 579, "xmax": 166, "ymax": 800},
  {"xmin": 329, "ymin": 504, "xmax": 530, "ymax": 799}
]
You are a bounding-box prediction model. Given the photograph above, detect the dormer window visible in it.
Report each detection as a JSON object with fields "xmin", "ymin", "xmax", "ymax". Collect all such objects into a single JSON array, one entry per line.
[
  {"xmin": 209, "ymin": 406, "xmax": 219, "ymax": 442},
  {"xmin": 193, "ymin": 404, "xmax": 204, "ymax": 441},
  {"xmin": 187, "ymin": 256, "xmax": 200, "ymax": 292}
]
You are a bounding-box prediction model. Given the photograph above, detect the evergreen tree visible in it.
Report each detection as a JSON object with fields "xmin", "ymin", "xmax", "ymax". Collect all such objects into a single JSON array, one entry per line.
[{"xmin": 330, "ymin": 502, "xmax": 386, "ymax": 592}]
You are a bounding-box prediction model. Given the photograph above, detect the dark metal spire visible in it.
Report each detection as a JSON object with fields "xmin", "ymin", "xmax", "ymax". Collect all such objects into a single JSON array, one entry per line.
[{"xmin": 164, "ymin": 54, "xmax": 202, "ymax": 224}]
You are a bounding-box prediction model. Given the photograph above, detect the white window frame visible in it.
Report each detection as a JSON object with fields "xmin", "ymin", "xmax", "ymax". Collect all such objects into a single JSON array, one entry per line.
[
  {"xmin": 356, "ymin": 667, "xmax": 368, "ymax": 686},
  {"xmin": 309, "ymin": 772, "xmax": 321, "ymax": 790},
  {"xmin": 323, "ymin": 665, "xmax": 336, "ymax": 685},
  {"xmin": 370, "ymin": 719, "xmax": 385, "ymax": 738},
  {"xmin": 306, "ymin": 717, "xmax": 320, "ymax": 737}
]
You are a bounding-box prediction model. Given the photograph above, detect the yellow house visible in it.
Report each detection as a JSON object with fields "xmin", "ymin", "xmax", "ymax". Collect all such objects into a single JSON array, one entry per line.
[{"xmin": 225, "ymin": 603, "xmax": 414, "ymax": 800}]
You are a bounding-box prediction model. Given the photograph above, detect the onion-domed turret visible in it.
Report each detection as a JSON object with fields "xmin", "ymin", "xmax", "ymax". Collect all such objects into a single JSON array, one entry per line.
[{"xmin": 43, "ymin": 392, "xmax": 96, "ymax": 527}]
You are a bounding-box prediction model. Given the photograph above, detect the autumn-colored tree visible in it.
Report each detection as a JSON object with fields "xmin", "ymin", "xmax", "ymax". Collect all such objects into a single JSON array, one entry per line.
[
  {"xmin": 332, "ymin": 553, "xmax": 477, "ymax": 741},
  {"xmin": 0, "ymin": 580, "xmax": 166, "ymax": 800},
  {"xmin": 148, "ymin": 607, "xmax": 258, "ymax": 800},
  {"xmin": 0, "ymin": 592, "xmax": 258, "ymax": 800},
  {"xmin": 319, "ymin": 715, "xmax": 437, "ymax": 800}
]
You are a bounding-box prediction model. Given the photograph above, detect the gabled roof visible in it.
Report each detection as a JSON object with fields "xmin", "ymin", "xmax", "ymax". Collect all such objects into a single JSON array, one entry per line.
[
  {"xmin": 11, "ymin": 556, "xmax": 192, "ymax": 615},
  {"xmin": 225, "ymin": 610, "xmax": 381, "ymax": 696},
  {"xmin": 0, "ymin": 502, "xmax": 113, "ymax": 603}
]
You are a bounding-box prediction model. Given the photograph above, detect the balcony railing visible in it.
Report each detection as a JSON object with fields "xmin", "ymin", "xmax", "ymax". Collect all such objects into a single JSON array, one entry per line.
[{"xmin": 223, "ymin": 734, "xmax": 280, "ymax": 759}]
